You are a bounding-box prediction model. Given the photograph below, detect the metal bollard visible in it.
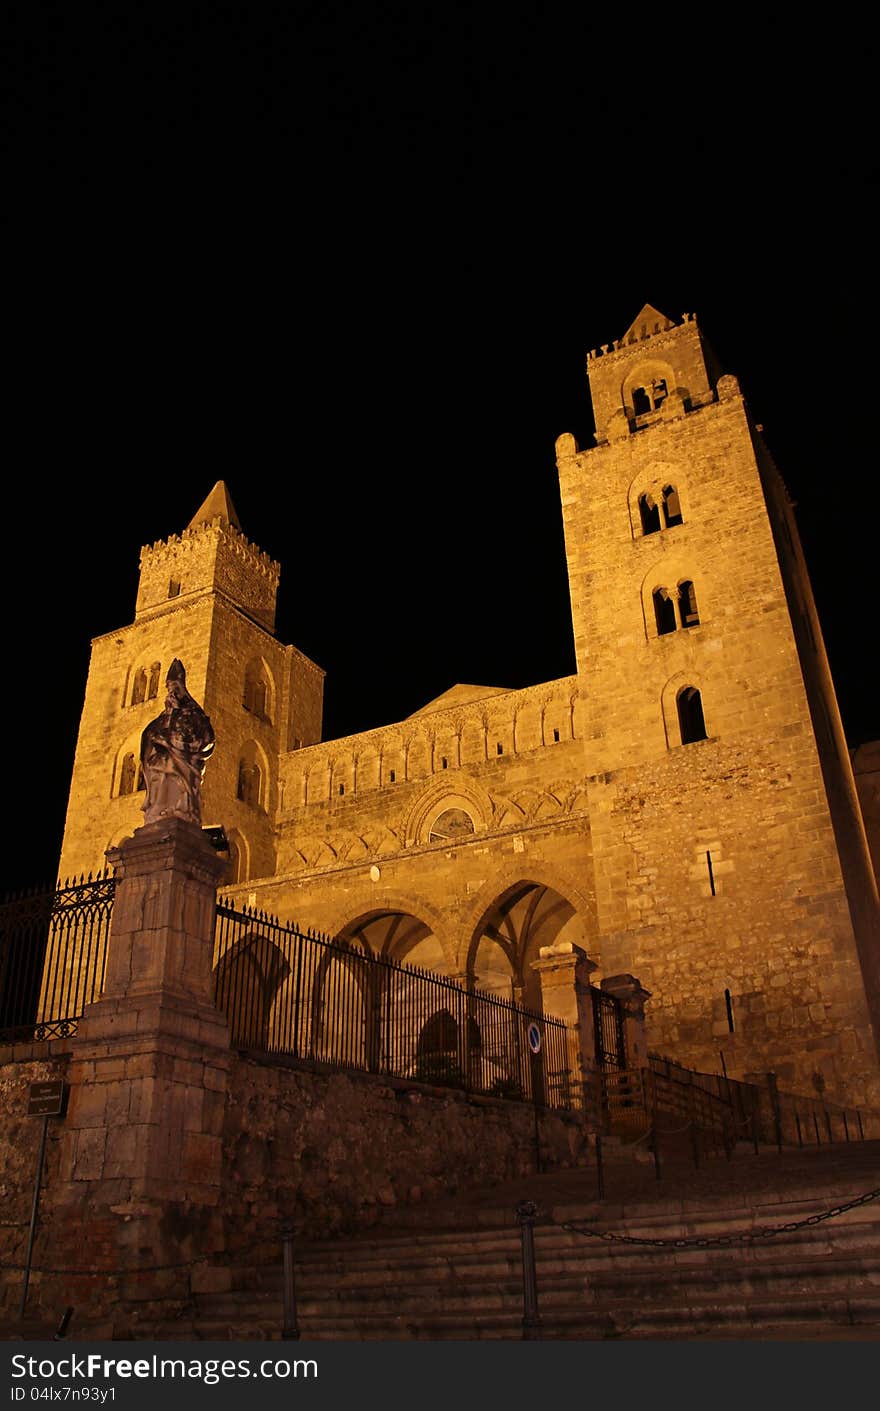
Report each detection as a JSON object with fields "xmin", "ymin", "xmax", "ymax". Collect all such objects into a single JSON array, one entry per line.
[
  {"xmin": 516, "ymin": 1201, "xmax": 541, "ymax": 1341},
  {"xmin": 650, "ymin": 1124, "xmax": 661, "ymax": 1181},
  {"xmin": 53, "ymin": 1308, "xmax": 74, "ymax": 1341},
  {"xmin": 281, "ymin": 1224, "xmax": 300, "ymax": 1340},
  {"xmin": 595, "ymin": 1131, "xmax": 605, "ymax": 1201}
]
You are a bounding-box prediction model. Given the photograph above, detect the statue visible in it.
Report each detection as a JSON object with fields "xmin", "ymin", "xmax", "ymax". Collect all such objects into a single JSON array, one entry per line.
[{"xmin": 140, "ymin": 660, "xmax": 215, "ymax": 827}]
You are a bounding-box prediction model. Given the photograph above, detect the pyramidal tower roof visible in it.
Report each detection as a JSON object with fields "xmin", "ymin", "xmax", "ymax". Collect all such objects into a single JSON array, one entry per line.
[
  {"xmin": 620, "ymin": 303, "xmax": 677, "ymax": 342},
  {"xmin": 187, "ymin": 481, "xmax": 242, "ymax": 532}
]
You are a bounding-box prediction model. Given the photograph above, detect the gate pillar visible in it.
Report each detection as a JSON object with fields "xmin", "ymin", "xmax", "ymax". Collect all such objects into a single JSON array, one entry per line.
[
  {"xmin": 530, "ymin": 940, "xmax": 600, "ymax": 1080},
  {"xmin": 48, "ymin": 819, "xmax": 232, "ymax": 1333}
]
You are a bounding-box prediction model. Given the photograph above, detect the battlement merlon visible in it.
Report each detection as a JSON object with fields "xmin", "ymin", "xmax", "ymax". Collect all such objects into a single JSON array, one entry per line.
[
  {"xmin": 582, "ymin": 307, "xmax": 724, "ymax": 445},
  {"xmin": 135, "ymin": 518, "xmax": 282, "ymax": 631}
]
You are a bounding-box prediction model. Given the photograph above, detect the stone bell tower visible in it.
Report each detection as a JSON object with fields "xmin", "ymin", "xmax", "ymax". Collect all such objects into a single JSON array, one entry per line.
[
  {"xmin": 58, "ymin": 482, "xmax": 325, "ymax": 887},
  {"xmin": 555, "ymin": 305, "xmax": 880, "ymax": 1106}
]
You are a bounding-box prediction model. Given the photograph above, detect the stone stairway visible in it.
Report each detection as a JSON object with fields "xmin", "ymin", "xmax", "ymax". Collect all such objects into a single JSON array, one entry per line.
[{"xmin": 179, "ymin": 1140, "xmax": 880, "ymax": 1340}]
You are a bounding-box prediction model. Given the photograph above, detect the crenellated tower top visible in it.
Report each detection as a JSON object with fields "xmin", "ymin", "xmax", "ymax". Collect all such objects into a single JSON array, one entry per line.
[
  {"xmin": 135, "ymin": 480, "xmax": 281, "ymax": 631},
  {"xmin": 584, "ymin": 306, "xmax": 726, "ymax": 446}
]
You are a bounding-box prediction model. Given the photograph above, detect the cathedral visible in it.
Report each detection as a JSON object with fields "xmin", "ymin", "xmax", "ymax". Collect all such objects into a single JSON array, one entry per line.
[{"xmin": 57, "ymin": 305, "xmax": 880, "ymax": 1109}]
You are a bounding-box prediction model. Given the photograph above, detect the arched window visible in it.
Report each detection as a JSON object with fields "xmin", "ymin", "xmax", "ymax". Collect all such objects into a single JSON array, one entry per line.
[
  {"xmin": 243, "ymin": 660, "xmax": 271, "ymax": 722},
  {"xmin": 652, "ymin": 588, "xmax": 677, "ymax": 636},
  {"xmin": 119, "ymin": 753, "xmax": 136, "ymax": 796},
  {"xmin": 168, "ymin": 578, "xmax": 181, "ymax": 598},
  {"xmin": 147, "ymin": 661, "xmax": 161, "ymax": 699},
  {"xmin": 237, "ymin": 760, "xmax": 262, "ymax": 808},
  {"xmin": 677, "ymin": 686, "xmax": 707, "ymax": 745},
  {"xmin": 679, "ymin": 580, "xmax": 700, "ymax": 628},
  {"xmin": 662, "ymin": 484, "xmax": 683, "ymax": 528},
  {"xmin": 228, "ymin": 836, "xmax": 242, "ymax": 884},
  {"xmin": 131, "ymin": 668, "xmax": 147, "ymax": 706},
  {"xmin": 632, "ymin": 378, "xmax": 667, "ymax": 415},
  {"xmin": 639, "ymin": 492, "xmax": 661, "ymax": 536}
]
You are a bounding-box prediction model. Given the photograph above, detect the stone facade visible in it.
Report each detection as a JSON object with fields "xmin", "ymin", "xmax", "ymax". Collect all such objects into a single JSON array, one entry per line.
[{"xmin": 56, "ymin": 305, "xmax": 880, "ymax": 1108}]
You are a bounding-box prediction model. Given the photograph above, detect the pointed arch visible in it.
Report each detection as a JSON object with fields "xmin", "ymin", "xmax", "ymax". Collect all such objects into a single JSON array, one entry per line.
[
  {"xmin": 243, "ymin": 656, "xmax": 276, "ymax": 724},
  {"xmin": 236, "ymin": 738, "xmax": 271, "ymax": 811}
]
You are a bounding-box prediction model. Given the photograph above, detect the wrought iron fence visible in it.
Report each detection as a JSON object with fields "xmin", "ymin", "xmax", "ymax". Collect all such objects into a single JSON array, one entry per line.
[
  {"xmin": 0, "ymin": 874, "xmax": 116, "ymax": 1043},
  {"xmin": 213, "ymin": 899, "xmax": 580, "ymax": 1109}
]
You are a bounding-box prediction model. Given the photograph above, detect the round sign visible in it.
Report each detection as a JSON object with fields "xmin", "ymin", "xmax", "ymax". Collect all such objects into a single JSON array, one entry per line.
[{"xmin": 527, "ymin": 1022, "xmax": 542, "ymax": 1055}]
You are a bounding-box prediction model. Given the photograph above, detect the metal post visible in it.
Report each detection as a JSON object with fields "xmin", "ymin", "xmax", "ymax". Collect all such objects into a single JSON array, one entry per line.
[
  {"xmin": 750, "ymin": 1094, "xmax": 760, "ymax": 1155},
  {"xmin": 824, "ymin": 1107, "xmax": 832, "ymax": 1144},
  {"xmin": 650, "ymin": 1123, "xmax": 661, "ymax": 1181},
  {"xmin": 281, "ymin": 1224, "xmax": 300, "ymax": 1340},
  {"xmin": 843, "ymin": 1111, "xmax": 850, "ymax": 1143},
  {"xmin": 767, "ymin": 1072, "xmax": 783, "ymax": 1154},
  {"xmin": 594, "ymin": 1131, "xmax": 604, "ymax": 1201},
  {"xmin": 53, "ymin": 1307, "xmax": 74, "ymax": 1340},
  {"xmin": 690, "ymin": 1120, "xmax": 700, "ymax": 1170},
  {"xmin": 795, "ymin": 1109, "xmax": 803, "ymax": 1148},
  {"xmin": 19, "ymin": 1115, "xmax": 49, "ymax": 1320},
  {"xmin": 517, "ymin": 1201, "xmax": 541, "ymax": 1340},
  {"xmin": 858, "ymin": 1110, "xmax": 865, "ymax": 1142}
]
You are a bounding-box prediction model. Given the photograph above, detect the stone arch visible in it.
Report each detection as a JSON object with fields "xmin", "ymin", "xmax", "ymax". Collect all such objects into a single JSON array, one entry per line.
[
  {"xmin": 640, "ymin": 558, "xmax": 707, "ymax": 640},
  {"xmin": 242, "ymin": 655, "xmax": 276, "ymax": 724},
  {"xmin": 213, "ymin": 929, "xmax": 292, "ymax": 1049},
  {"xmin": 236, "ymin": 738, "xmax": 271, "ymax": 810},
  {"xmin": 403, "ymin": 778, "xmax": 493, "ymax": 847},
  {"xmin": 112, "ymin": 728, "xmax": 148, "ymax": 798},
  {"xmin": 124, "ymin": 657, "xmax": 163, "ymax": 709},
  {"xmin": 307, "ymin": 942, "xmax": 371, "ymax": 1067},
  {"xmin": 461, "ymin": 861, "xmax": 598, "ymax": 1010},
  {"xmin": 661, "ymin": 671, "xmax": 711, "ymax": 749},
  {"xmin": 627, "ymin": 461, "xmax": 691, "ymax": 541},
  {"xmin": 225, "ymin": 827, "xmax": 251, "ymax": 884},
  {"xmin": 334, "ymin": 894, "xmax": 455, "ymax": 972},
  {"xmin": 621, "ymin": 357, "xmax": 676, "ymax": 420}
]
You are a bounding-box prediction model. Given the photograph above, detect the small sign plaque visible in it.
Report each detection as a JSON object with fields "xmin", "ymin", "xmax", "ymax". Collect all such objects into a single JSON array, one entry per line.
[
  {"xmin": 27, "ymin": 1080, "xmax": 66, "ymax": 1118},
  {"xmin": 527, "ymin": 1022, "xmax": 542, "ymax": 1055}
]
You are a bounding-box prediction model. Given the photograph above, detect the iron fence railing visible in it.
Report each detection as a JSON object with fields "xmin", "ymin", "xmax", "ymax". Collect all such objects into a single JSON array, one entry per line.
[
  {"xmin": 213, "ymin": 900, "xmax": 580, "ymax": 1109},
  {"xmin": 0, "ymin": 874, "xmax": 116, "ymax": 1043}
]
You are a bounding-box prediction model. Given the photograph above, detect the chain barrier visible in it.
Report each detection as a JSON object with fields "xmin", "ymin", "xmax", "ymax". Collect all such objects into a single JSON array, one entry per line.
[{"xmin": 557, "ymin": 1186, "xmax": 880, "ymax": 1249}]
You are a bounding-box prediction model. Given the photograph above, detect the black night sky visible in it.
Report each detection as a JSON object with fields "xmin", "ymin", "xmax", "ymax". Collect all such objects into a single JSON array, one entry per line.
[{"xmin": 5, "ymin": 12, "xmax": 877, "ymax": 895}]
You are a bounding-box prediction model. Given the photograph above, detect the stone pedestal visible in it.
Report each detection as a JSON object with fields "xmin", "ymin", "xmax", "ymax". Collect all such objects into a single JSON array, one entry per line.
[
  {"xmin": 50, "ymin": 820, "xmax": 232, "ymax": 1330},
  {"xmin": 600, "ymin": 973, "xmax": 652, "ymax": 1070}
]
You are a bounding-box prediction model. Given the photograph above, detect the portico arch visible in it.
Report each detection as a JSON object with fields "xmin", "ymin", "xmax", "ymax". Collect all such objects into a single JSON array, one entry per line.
[{"xmin": 462, "ymin": 861, "xmax": 598, "ymax": 1011}]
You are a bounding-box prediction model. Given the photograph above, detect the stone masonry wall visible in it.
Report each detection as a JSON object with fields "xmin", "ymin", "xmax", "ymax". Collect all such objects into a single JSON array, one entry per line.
[{"xmin": 0, "ymin": 1047, "xmax": 587, "ymax": 1328}]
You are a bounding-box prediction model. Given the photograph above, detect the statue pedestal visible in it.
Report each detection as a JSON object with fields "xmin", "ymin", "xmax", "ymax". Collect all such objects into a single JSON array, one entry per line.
[{"xmin": 52, "ymin": 819, "xmax": 232, "ymax": 1331}]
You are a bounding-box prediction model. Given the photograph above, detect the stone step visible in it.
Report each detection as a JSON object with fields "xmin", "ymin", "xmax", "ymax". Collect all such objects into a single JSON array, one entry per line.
[
  {"xmin": 230, "ymin": 1205, "xmax": 880, "ymax": 1291},
  {"xmin": 195, "ymin": 1232, "xmax": 880, "ymax": 1320},
  {"xmin": 174, "ymin": 1288, "xmax": 880, "ymax": 1342}
]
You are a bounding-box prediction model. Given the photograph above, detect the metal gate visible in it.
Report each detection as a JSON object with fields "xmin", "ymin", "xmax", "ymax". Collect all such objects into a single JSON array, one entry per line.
[{"xmin": 591, "ymin": 986, "xmax": 626, "ymax": 1069}]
